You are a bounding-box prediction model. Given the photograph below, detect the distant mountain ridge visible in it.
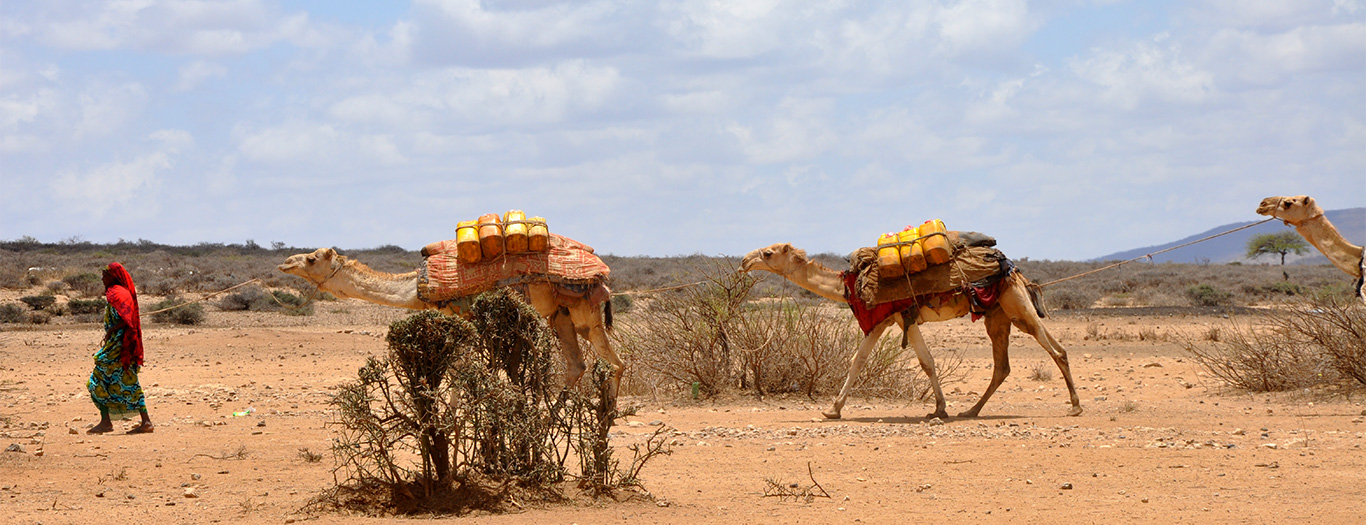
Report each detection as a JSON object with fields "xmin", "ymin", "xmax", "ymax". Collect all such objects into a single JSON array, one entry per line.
[{"xmin": 1093, "ymin": 208, "xmax": 1365, "ymax": 265}]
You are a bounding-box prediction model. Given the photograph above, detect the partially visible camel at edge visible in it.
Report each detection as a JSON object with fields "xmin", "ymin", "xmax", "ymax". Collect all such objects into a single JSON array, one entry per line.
[
  {"xmin": 278, "ymin": 248, "xmax": 623, "ymax": 395},
  {"xmin": 741, "ymin": 243, "xmax": 1081, "ymax": 420},
  {"xmin": 1256, "ymin": 195, "xmax": 1365, "ymax": 303}
]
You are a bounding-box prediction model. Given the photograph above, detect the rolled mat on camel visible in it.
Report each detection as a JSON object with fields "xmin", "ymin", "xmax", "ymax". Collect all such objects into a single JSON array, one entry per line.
[
  {"xmin": 845, "ymin": 231, "xmax": 1016, "ymax": 334},
  {"xmin": 417, "ymin": 233, "xmax": 611, "ymax": 305}
]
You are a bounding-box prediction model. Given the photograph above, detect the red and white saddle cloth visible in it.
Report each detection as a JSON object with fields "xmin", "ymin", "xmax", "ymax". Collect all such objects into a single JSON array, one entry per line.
[{"xmin": 418, "ymin": 233, "xmax": 610, "ymax": 304}]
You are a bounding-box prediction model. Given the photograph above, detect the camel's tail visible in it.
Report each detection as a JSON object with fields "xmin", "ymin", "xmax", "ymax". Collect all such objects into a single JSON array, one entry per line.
[{"xmin": 603, "ymin": 298, "xmax": 614, "ymax": 331}]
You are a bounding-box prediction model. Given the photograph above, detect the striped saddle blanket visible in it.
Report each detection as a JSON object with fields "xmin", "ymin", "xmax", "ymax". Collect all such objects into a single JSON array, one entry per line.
[{"xmin": 417, "ymin": 233, "xmax": 610, "ymax": 303}]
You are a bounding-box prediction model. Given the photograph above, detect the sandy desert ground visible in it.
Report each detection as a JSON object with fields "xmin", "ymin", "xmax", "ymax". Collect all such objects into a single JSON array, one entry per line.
[{"xmin": 3, "ymin": 297, "xmax": 1364, "ymax": 525}]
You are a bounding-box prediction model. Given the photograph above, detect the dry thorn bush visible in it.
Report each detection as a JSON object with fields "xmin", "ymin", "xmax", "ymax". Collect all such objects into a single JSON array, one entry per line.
[
  {"xmin": 1180, "ymin": 296, "xmax": 1365, "ymax": 391},
  {"xmin": 617, "ymin": 260, "xmax": 965, "ymax": 402},
  {"xmin": 315, "ymin": 289, "xmax": 665, "ymax": 517}
]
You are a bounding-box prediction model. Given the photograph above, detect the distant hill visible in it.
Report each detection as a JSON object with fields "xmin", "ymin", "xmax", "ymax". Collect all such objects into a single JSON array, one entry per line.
[{"xmin": 1093, "ymin": 208, "xmax": 1365, "ymax": 265}]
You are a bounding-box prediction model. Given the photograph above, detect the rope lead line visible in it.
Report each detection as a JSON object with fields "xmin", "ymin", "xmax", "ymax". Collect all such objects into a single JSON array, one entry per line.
[
  {"xmin": 1038, "ymin": 217, "xmax": 1278, "ymax": 288},
  {"xmin": 136, "ymin": 216, "xmax": 1278, "ymax": 313},
  {"xmin": 139, "ymin": 278, "xmax": 263, "ymax": 316}
]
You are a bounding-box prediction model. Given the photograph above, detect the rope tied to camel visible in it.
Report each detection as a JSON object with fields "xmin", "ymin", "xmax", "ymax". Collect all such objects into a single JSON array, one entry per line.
[
  {"xmin": 139, "ymin": 278, "xmax": 263, "ymax": 316},
  {"xmin": 1038, "ymin": 217, "xmax": 1277, "ymax": 287}
]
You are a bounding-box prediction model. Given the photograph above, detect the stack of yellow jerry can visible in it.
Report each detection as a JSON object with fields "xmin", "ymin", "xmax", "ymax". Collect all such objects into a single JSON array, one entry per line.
[
  {"xmin": 875, "ymin": 219, "xmax": 950, "ymax": 279},
  {"xmin": 453, "ymin": 211, "xmax": 551, "ymax": 264}
]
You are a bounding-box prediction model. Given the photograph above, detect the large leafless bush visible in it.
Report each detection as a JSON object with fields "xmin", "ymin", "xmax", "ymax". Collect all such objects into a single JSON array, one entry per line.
[
  {"xmin": 1181, "ymin": 296, "xmax": 1365, "ymax": 391},
  {"xmin": 319, "ymin": 290, "xmax": 666, "ymax": 516},
  {"xmin": 618, "ymin": 262, "xmax": 965, "ymax": 401}
]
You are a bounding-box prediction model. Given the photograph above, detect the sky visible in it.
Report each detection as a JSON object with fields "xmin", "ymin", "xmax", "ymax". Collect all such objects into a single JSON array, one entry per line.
[{"xmin": 1, "ymin": 0, "xmax": 1363, "ymax": 261}]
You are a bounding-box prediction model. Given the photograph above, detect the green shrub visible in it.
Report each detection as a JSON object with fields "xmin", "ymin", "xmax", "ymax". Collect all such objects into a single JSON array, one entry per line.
[
  {"xmin": 62, "ymin": 272, "xmax": 103, "ymax": 297},
  {"xmin": 19, "ymin": 295, "xmax": 56, "ymax": 311},
  {"xmin": 219, "ymin": 287, "xmax": 270, "ymax": 311},
  {"xmin": 610, "ymin": 293, "xmax": 633, "ymax": 314},
  {"xmin": 1047, "ymin": 288, "xmax": 1098, "ymax": 310},
  {"xmin": 273, "ymin": 290, "xmax": 313, "ymax": 316},
  {"xmin": 1185, "ymin": 285, "xmax": 1232, "ymax": 307},
  {"xmin": 150, "ymin": 296, "xmax": 206, "ymax": 325},
  {"xmin": 67, "ymin": 297, "xmax": 107, "ymax": 315},
  {"xmin": 0, "ymin": 304, "xmax": 25, "ymax": 323},
  {"xmin": 141, "ymin": 278, "xmax": 178, "ymax": 297},
  {"xmin": 220, "ymin": 287, "xmax": 313, "ymax": 316}
]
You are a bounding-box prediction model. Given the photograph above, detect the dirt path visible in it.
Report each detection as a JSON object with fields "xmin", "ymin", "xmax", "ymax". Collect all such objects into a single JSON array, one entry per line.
[{"xmin": 2, "ymin": 304, "xmax": 1363, "ymax": 524}]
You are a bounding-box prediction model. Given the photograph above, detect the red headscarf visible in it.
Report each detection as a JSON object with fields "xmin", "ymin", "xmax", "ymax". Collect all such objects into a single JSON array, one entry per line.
[{"xmin": 104, "ymin": 262, "xmax": 144, "ymax": 367}]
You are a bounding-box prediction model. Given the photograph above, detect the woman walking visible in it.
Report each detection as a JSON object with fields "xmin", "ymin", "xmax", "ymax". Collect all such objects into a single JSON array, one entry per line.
[{"xmin": 87, "ymin": 262, "xmax": 154, "ymax": 434}]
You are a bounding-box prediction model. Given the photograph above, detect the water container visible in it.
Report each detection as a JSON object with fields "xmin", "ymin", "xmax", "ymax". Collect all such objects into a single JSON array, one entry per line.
[
  {"xmin": 477, "ymin": 213, "xmax": 504, "ymax": 259},
  {"xmin": 876, "ymin": 232, "xmax": 904, "ymax": 279},
  {"xmin": 921, "ymin": 219, "xmax": 951, "ymax": 265},
  {"xmin": 455, "ymin": 220, "xmax": 481, "ymax": 264},
  {"xmin": 503, "ymin": 210, "xmax": 528, "ymax": 254},
  {"xmin": 527, "ymin": 216, "xmax": 549, "ymax": 252},
  {"xmin": 898, "ymin": 227, "xmax": 927, "ymax": 274}
]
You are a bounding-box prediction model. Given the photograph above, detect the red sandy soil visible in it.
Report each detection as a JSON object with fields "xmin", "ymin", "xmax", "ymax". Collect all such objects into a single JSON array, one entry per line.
[{"xmin": 2, "ymin": 299, "xmax": 1363, "ymax": 524}]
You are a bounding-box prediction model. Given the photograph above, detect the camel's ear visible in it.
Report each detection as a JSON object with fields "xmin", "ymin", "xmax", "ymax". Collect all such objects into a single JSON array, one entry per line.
[{"xmin": 1302, "ymin": 196, "xmax": 1315, "ymax": 208}]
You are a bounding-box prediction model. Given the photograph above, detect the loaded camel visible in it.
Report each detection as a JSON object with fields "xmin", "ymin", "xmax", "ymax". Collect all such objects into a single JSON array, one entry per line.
[
  {"xmin": 1256, "ymin": 195, "xmax": 1365, "ymax": 302},
  {"xmin": 277, "ymin": 247, "xmax": 623, "ymax": 395},
  {"xmin": 741, "ymin": 243, "xmax": 1081, "ymax": 420}
]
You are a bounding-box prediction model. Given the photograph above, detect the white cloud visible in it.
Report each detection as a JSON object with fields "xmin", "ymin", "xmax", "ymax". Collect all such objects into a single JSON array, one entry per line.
[
  {"xmin": 727, "ymin": 97, "xmax": 837, "ymax": 164},
  {"xmin": 237, "ymin": 121, "xmax": 342, "ymax": 164},
  {"xmin": 25, "ymin": 0, "xmax": 333, "ymax": 55},
  {"xmin": 329, "ymin": 61, "xmax": 623, "ymax": 131},
  {"xmin": 406, "ymin": 0, "xmax": 633, "ymax": 65},
  {"xmin": 1069, "ymin": 37, "xmax": 1215, "ymax": 109},
  {"xmin": 935, "ymin": 0, "xmax": 1036, "ymax": 57},
  {"xmin": 150, "ymin": 129, "xmax": 195, "ymax": 151},
  {"xmin": 174, "ymin": 60, "xmax": 228, "ymax": 91},
  {"xmin": 1203, "ymin": 23, "xmax": 1366, "ymax": 85},
  {"xmin": 661, "ymin": 0, "xmax": 786, "ymax": 59},
  {"xmin": 74, "ymin": 82, "xmax": 148, "ymax": 139},
  {"xmin": 49, "ymin": 151, "xmax": 170, "ymax": 219}
]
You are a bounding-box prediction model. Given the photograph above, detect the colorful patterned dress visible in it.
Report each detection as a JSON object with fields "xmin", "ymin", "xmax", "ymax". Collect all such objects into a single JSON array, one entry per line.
[{"xmin": 87, "ymin": 303, "xmax": 145, "ymax": 417}]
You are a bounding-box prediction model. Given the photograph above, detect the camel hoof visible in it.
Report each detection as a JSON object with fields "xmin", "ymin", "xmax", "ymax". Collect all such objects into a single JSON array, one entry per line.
[
  {"xmin": 927, "ymin": 411, "xmax": 949, "ymax": 420},
  {"xmin": 1067, "ymin": 406, "xmax": 1083, "ymax": 417},
  {"xmin": 956, "ymin": 410, "xmax": 981, "ymax": 418},
  {"xmin": 821, "ymin": 410, "xmax": 842, "ymax": 420}
]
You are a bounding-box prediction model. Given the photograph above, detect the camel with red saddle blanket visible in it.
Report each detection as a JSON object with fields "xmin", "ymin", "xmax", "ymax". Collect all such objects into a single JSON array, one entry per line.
[
  {"xmin": 740, "ymin": 241, "xmax": 1081, "ymax": 420},
  {"xmin": 278, "ymin": 234, "xmax": 622, "ymax": 396}
]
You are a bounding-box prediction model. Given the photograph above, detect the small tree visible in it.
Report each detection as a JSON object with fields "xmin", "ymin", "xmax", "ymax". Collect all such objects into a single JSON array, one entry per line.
[{"xmin": 1246, "ymin": 231, "xmax": 1309, "ymax": 266}]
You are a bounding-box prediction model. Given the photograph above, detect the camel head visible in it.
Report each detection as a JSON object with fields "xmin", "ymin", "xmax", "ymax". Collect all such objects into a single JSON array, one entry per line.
[
  {"xmin": 1257, "ymin": 195, "xmax": 1324, "ymax": 226},
  {"xmin": 277, "ymin": 248, "xmax": 346, "ymax": 289},
  {"xmin": 740, "ymin": 243, "xmax": 809, "ymax": 275}
]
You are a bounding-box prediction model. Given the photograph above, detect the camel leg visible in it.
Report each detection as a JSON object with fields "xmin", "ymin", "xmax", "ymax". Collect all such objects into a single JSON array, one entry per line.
[
  {"xmin": 551, "ymin": 309, "xmax": 588, "ymax": 387},
  {"xmin": 959, "ymin": 308, "xmax": 1011, "ymax": 417},
  {"xmin": 1001, "ymin": 277, "xmax": 1082, "ymax": 416},
  {"xmin": 567, "ymin": 302, "xmax": 623, "ymax": 400},
  {"xmin": 823, "ymin": 318, "xmax": 893, "ymax": 420},
  {"xmin": 902, "ymin": 319, "xmax": 949, "ymax": 420}
]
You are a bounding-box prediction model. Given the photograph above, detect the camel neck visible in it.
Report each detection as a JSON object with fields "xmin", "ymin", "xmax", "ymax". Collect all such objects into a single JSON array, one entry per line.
[
  {"xmin": 782, "ymin": 263, "xmax": 849, "ymax": 304},
  {"xmin": 1295, "ymin": 214, "xmax": 1365, "ymax": 278},
  {"xmin": 324, "ymin": 264, "xmax": 427, "ymax": 309}
]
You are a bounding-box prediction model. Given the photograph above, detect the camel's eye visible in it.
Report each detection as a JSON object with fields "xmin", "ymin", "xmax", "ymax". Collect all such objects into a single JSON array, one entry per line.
[
  {"xmin": 306, "ymin": 255, "xmax": 316, "ymax": 263},
  {"xmin": 1283, "ymin": 201, "xmax": 1292, "ymax": 209},
  {"xmin": 762, "ymin": 250, "xmax": 773, "ymax": 258}
]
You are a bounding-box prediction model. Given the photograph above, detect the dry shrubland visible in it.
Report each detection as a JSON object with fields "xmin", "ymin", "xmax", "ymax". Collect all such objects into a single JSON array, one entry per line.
[{"xmin": 2, "ymin": 238, "xmax": 1360, "ymax": 398}]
